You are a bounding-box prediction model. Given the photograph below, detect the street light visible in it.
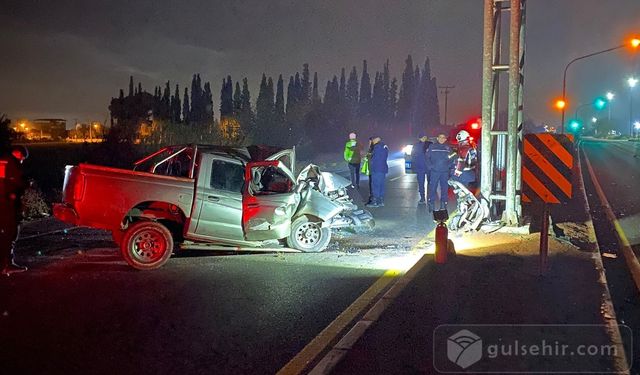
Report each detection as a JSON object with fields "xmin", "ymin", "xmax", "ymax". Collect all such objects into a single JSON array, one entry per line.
[
  {"xmin": 628, "ymin": 77, "xmax": 638, "ymax": 136},
  {"xmin": 560, "ymin": 38, "xmax": 640, "ymax": 133},
  {"xmin": 591, "ymin": 117, "xmax": 598, "ymax": 123},
  {"xmin": 606, "ymin": 91, "xmax": 615, "ymax": 122}
]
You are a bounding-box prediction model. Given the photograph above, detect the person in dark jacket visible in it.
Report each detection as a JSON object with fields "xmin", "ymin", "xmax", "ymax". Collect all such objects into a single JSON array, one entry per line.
[
  {"xmin": 365, "ymin": 136, "xmax": 389, "ymax": 207},
  {"xmin": 410, "ymin": 134, "xmax": 432, "ymax": 204},
  {"xmin": 1, "ymin": 145, "xmax": 29, "ymax": 275},
  {"xmin": 426, "ymin": 133, "xmax": 455, "ymax": 212}
]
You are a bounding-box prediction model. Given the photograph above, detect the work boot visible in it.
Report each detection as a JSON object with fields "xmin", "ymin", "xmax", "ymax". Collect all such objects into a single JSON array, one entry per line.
[
  {"xmin": 1, "ymin": 263, "xmax": 27, "ymax": 276},
  {"xmin": 365, "ymin": 201, "xmax": 379, "ymax": 208}
]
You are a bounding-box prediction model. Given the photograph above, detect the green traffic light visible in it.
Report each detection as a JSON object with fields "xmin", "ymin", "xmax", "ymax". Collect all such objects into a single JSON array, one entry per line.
[
  {"xmin": 569, "ymin": 119, "xmax": 582, "ymax": 131},
  {"xmin": 594, "ymin": 97, "xmax": 607, "ymax": 110}
]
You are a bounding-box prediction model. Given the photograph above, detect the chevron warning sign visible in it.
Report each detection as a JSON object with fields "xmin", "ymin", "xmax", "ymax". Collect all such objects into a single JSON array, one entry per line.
[{"xmin": 522, "ymin": 133, "xmax": 574, "ymax": 204}]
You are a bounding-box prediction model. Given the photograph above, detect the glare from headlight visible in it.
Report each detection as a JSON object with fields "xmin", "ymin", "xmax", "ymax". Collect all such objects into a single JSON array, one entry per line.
[{"xmin": 403, "ymin": 144, "xmax": 413, "ymax": 155}]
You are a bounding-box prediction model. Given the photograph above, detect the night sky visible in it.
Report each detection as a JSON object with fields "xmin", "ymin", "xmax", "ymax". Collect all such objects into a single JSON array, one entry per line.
[{"xmin": 1, "ymin": 0, "xmax": 639, "ymax": 130}]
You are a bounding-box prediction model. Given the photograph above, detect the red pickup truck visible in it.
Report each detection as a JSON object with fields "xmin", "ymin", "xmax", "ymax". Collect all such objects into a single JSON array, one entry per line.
[{"xmin": 53, "ymin": 144, "xmax": 373, "ymax": 270}]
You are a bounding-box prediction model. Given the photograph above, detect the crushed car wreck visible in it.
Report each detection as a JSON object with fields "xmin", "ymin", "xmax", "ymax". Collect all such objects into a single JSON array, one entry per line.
[{"xmin": 53, "ymin": 144, "xmax": 374, "ymax": 270}]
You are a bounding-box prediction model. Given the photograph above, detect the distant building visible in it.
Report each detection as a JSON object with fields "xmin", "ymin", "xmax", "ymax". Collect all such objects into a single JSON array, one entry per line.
[{"xmin": 32, "ymin": 118, "xmax": 67, "ymax": 140}]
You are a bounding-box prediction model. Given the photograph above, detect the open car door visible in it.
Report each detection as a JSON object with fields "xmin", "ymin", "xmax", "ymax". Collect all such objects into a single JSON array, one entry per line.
[
  {"xmin": 266, "ymin": 147, "xmax": 295, "ymax": 176},
  {"xmin": 242, "ymin": 160, "xmax": 299, "ymax": 241}
]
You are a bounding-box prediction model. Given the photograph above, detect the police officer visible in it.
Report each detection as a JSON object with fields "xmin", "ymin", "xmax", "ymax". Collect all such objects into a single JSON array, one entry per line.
[
  {"xmin": 365, "ymin": 136, "xmax": 389, "ymax": 207},
  {"xmin": 411, "ymin": 133, "xmax": 432, "ymax": 204},
  {"xmin": 426, "ymin": 133, "xmax": 455, "ymax": 212},
  {"xmin": 451, "ymin": 130, "xmax": 478, "ymax": 188},
  {"xmin": 1, "ymin": 145, "xmax": 28, "ymax": 275}
]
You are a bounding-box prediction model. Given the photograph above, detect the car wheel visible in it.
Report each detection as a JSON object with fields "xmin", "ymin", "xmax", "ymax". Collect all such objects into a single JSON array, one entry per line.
[
  {"xmin": 121, "ymin": 221, "xmax": 174, "ymax": 270},
  {"xmin": 287, "ymin": 216, "xmax": 331, "ymax": 252}
]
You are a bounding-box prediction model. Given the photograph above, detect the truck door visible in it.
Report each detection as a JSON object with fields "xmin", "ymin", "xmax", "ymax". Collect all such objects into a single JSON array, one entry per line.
[
  {"xmin": 242, "ymin": 161, "xmax": 299, "ymax": 241},
  {"xmin": 191, "ymin": 154, "xmax": 245, "ymax": 241}
]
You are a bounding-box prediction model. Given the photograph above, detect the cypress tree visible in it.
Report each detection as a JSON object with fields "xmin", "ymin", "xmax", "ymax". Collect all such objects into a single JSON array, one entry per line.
[
  {"xmin": 233, "ymin": 81, "xmax": 242, "ymax": 115},
  {"xmin": 256, "ymin": 74, "xmax": 272, "ymax": 142},
  {"xmin": 286, "ymin": 76, "xmax": 295, "ymax": 115},
  {"xmin": 339, "ymin": 68, "xmax": 346, "ymax": 102},
  {"xmin": 389, "ymin": 77, "xmax": 398, "ymax": 120},
  {"xmin": 190, "ymin": 75, "xmax": 199, "ymax": 123},
  {"xmin": 238, "ymin": 77, "xmax": 254, "ymax": 137},
  {"xmin": 275, "ymin": 75, "xmax": 285, "ymax": 128},
  {"xmin": 172, "ymin": 84, "xmax": 181, "ymax": 123},
  {"xmin": 129, "ymin": 76, "xmax": 134, "ymax": 97},
  {"xmin": 183, "ymin": 87, "xmax": 190, "ymax": 124},
  {"xmin": 346, "ymin": 66, "xmax": 359, "ymax": 116},
  {"xmin": 398, "ymin": 55, "xmax": 416, "ymax": 133},
  {"xmin": 301, "ymin": 63, "xmax": 311, "ymax": 106},
  {"xmin": 162, "ymin": 81, "xmax": 171, "ymax": 120},
  {"xmin": 372, "ymin": 71, "xmax": 385, "ymax": 122},
  {"xmin": 204, "ymin": 81, "xmax": 214, "ymax": 121},
  {"xmin": 312, "ymin": 72, "xmax": 321, "ymax": 105},
  {"xmin": 220, "ymin": 76, "xmax": 233, "ymax": 118},
  {"xmin": 359, "ymin": 60, "xmax": 372, "ymax": 117}
]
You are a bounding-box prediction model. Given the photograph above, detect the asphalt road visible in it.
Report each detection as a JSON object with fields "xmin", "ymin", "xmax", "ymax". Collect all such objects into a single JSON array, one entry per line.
[
  {"xmin": 580, "ymin": 138, "xmax": 640, "ymax": 373},
  {"xmin": 0, "ymin": 151, "xmax": 438, "ymax": 374}
]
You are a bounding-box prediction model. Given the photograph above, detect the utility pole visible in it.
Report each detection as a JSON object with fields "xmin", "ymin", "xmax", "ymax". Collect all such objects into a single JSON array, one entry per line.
[
  {"xmin": 438, "ymin": 85, "xmax": 455, "ymax": 125},
  {"xmin": 481, "ymin": 0, "xmax": 526, "ymax": 226}
]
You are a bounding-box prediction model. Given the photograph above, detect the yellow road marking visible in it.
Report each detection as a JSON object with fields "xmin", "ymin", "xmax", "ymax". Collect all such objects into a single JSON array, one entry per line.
[{"xmin": 277, "ymin": 226, "xmax": 439, "ymax": 375}]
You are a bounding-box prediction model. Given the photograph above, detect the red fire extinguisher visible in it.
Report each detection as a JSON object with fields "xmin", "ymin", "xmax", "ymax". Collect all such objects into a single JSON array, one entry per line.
[{"xmin": 435, "ymin": 221, "xmax": 448, "ymax": 264}]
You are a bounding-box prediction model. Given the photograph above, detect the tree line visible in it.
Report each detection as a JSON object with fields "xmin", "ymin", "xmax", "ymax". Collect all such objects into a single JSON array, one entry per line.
[{"xmin": 108, "ymin": 54, "xmax": 441, "ymax": 151}]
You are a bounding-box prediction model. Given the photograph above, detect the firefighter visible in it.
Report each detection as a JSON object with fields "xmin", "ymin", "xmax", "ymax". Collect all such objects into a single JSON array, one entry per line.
[
  {"xmin": 1, "ymin": 145, "xmax": 28, "ymax": 275},
  {"xmin": 426, "ymin": 133, "xmax": 455, "ymax": 212},
  {"xmin": 451, "ymin": 130, "xmax": 478, "ymax": 189},
  {"xmin": 411, "ymin": 134, "xmax": 432, "ymax": 204}
]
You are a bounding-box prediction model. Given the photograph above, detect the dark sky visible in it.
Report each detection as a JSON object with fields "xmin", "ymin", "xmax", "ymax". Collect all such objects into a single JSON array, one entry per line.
[{"xmin": 1, "ymin": 0, "xmax": 639, "ymax": 129}]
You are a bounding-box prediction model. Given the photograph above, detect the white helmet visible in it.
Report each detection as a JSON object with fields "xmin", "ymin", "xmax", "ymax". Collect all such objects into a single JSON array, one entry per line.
[{"xmin": 456, "ymin": 130, "xmax": 470, "ymax": 142}]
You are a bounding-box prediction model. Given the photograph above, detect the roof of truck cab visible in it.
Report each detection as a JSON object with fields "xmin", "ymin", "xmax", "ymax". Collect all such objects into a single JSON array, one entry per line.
[{"xmin": 194, "ymin": 144, "xmax": 287, "ymax": 162}]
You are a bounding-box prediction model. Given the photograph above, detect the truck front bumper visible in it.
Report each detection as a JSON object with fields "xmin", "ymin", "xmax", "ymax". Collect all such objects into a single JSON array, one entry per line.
[{"xmin": 53, "ymin": 203, "xmax": 79, "ymax": 226}]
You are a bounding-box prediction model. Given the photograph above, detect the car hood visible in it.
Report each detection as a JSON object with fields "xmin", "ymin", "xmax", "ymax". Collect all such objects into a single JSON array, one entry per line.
[{"xmin": 297, "ymin": 164, "xmax": 351, "ymax": 193}]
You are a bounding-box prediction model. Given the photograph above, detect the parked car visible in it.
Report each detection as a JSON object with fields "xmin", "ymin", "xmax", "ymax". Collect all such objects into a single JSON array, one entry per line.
[{"xmin": 53, "ymin": 144, "xmax": 374, "ymax": 270}]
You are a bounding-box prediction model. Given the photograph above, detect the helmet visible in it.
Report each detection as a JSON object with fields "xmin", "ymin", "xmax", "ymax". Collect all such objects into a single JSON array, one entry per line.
[
  {"xmin": 456, "ymin": 130, "xmax": 470, "ymax": 143},
  {"xmin": 11, "ymin": 145, "xmax": 29, "ymax": 161}
]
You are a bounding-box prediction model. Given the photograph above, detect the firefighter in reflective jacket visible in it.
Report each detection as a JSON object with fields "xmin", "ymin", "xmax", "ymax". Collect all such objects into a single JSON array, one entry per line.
[
  {"xmin": 1, "ymin": 145, "xmax": 28, "ymax": 275},
  {"xmin": 451, "ymin": 130, "xmax": 478, "ymax": 188}
]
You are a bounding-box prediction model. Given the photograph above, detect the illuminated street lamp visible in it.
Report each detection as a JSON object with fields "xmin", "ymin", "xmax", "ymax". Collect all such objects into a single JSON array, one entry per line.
[
  {"xmin": 591, "ymin": 117, "xmax": 598, "ymax": 123},
  {"xmin": 629, "ymin": 77, "xmax": 638, "ymax": 136},
  {"xmin": 606, "ymin": 91, "xmax": 615, "ymax": 122},
  {"xmin": 560, "ymin": 37, "xmax": 640, "ymax": 133}
]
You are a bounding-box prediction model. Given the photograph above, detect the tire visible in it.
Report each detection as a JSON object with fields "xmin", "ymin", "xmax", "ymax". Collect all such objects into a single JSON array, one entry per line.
[
  {"xmin": 286, "ymin": 216, "xmax": 331, "ymax": 252},
  {"xmin": 120, "ymin": 221, "xmax": 174, "ymax": 270}
]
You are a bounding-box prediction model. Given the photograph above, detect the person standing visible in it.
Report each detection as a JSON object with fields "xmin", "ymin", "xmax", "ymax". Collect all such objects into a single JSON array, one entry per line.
[
  {"xmin": 366, "ymin": 136, "xmax": 389, "ymax": 207},
  {"xmin": 1, "ymin": 145, "xmax": 29, "ymax": 275},
  {"xmin": 427, "ymin": 133, "xmax": 455, "ymax": 212},
  {"xmin": 343, "ymin": 132, "xmax": 362, "ymax": 188},
  {"xmin": 451, "ymin": 130, "xmax": 478, "ymax": 189},
  {"xmin": 410, "ymin": 134, "xmax": 432, "ymax": 204}
]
